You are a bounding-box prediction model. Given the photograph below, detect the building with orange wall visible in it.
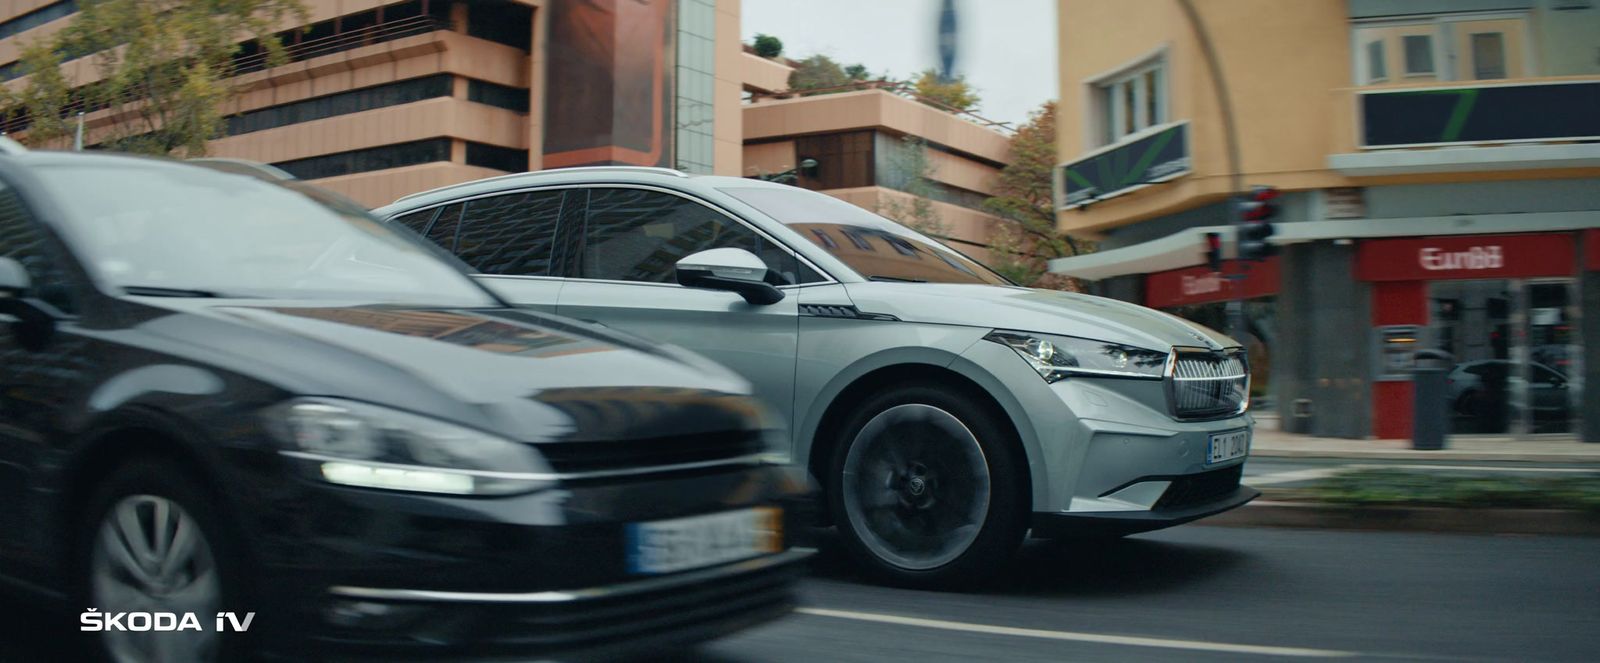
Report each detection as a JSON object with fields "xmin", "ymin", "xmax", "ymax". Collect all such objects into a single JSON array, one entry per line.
[{"xmin": 1048, "ymin": 0, "xmax": 1600, "ymax": 442}]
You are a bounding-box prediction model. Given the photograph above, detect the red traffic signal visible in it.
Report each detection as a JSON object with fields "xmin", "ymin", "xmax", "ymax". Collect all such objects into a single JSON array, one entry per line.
[
  {"xmin": 1236, "ymin": 186, "xmax": 1279, "ymax": 261},
  {"xmin": 1237, "ymin": 186, "xmax": 1279, "ymax": 222},
  {"xmin": 1203, "ymin": 231, "xmax": 1223, "ymax": 273}
]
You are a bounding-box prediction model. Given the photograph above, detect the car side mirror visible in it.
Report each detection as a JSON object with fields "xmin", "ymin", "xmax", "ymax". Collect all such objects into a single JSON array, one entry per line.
[
  {"xmin": 675, "ymin": 248, "xmax": 785, "ymax": 306},
  {"xmin": 0, "ymin": 256, "xmax": 63, "ymax": 350}
]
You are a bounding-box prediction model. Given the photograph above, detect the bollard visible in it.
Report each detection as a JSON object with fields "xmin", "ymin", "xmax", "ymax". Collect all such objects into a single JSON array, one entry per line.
[{"xmin": 1412, "ymin": 349, "xmax": 1454, "ymax": 450}]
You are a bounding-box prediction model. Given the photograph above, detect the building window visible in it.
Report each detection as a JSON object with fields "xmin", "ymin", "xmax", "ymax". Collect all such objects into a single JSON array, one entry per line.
[
  {"xmin": 675, "ymin": 0, "xmax": 717, "ymax": 174},
  {"xmin": 271, "ymin": 138, "xmax": 451, "ymax": 180},
  {"xmin": 1096, "ymin": 60, "xmax": 1166, "ymax": 144},
  {"xmin": 465, "ymin": 0, "xmax": 533, "ymax": 51},
  {"xmin": 1471, "ymin": 32, "xmax": 1506, "ymax": 79},
  {"xmin": 466, "ymin": 79, "xmax": 530, "ymax": 113},
  {"xmin": 226, "ymin": 75, "xmax": 453, "ymax": 136},
  {"xmin": 1403, "ymin": 35, "xmax": 1434, "ymax": 76},
  {"xmin": 464, "ymin": 142, "xmax": 529, "ymax": 173},
  {"xmin": 0, "ymin": 1, "xmax": 76, "ymax": 42},
  {"xmin": 1365, "ymin": 40, "xmax": 1387, "ymax": 83}
]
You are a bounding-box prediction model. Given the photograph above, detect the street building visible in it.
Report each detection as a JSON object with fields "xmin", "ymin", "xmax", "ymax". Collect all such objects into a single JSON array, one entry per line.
[
  {"xmin": 1049, "ymin": 0, "xmax": 1600, "ymax": 442},
  {"xmin": 0, "ymin": 0, "xmax": 1013, "ymax": 259}
]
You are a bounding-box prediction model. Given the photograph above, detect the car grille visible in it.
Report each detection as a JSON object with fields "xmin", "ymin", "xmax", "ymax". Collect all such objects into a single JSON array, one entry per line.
[
  {"xmin": 537, "ymin": 430, "xmax": 767, "ymax": 476},
  {"xmin": 1168, "ymin": 350, "xmax": 1249, "ymax": 419},
  {"xmin": 1155, "ymin": 464, "xmax": 1244, "ymax": 510}
]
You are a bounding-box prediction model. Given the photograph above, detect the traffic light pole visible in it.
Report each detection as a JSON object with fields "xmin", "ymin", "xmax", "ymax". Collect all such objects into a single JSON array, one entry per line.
[{"xmin": 1178, "ymin": 0, "xmax": 1249, "ymax": 341}]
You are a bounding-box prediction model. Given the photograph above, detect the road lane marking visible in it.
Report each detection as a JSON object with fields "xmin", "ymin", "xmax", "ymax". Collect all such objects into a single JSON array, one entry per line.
[{"xmin": 796, "ymin": 607, "xmax": 1357, "ymax": 658}]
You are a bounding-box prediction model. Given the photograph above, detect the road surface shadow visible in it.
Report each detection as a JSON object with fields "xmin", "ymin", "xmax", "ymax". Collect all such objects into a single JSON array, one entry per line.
[{"xmin": 800, "ymin": 527, "xmax": 1248, "ymax": 598}]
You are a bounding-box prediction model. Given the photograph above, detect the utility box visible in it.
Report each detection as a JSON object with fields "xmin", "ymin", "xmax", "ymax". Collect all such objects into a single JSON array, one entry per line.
[{"xmin": 1412, "ymin": 349, "xmax": 1455, "ymax": 450}]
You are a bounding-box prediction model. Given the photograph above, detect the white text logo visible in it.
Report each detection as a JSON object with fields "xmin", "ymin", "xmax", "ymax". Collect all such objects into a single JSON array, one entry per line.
[
  {"xmin": 80, "ymin": 610, "xmax": 254, "ymax": 632},
  {"xmin": 1181, "ymin": 273, "xmax": 1225, "ymax": 297},
  {"xmin": 1420, "ymin": 246, "xmax": 1503, "ymax": 271}
]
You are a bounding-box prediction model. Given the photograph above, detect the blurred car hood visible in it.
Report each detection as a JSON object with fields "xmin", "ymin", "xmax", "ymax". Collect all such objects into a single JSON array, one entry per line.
[
  {"xmin": 127, "ymin": 300, "xmax": 761, "ymax": 443},
  {"xmin": 842, "ymin": 282, "xmax": 1237, "ymax": 351}
]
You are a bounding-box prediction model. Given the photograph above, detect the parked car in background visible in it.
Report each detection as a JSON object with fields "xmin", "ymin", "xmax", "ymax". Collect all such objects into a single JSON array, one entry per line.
[
  {"xmin": 377, "ymin": 168, "xmax": 1259, "ymax": 587},
  {"xmin": 1448, "ymin": 359, "xmax": 1582, "ymax": 430},
  {"xmin": 0, "ymin": 143, "xmax": 807, "ymax": 662}
]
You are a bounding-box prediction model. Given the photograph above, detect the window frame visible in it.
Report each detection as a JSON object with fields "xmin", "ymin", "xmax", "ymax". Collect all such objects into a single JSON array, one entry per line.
[
  {"xmin": 1401, "ymin": 34, "xmax": 1435, "ymax": 77},
  {"xmin": 1087, "ymin": 54, "xmax": 1168, "ymax": 147},
  {"xmin": 1350, "ymin": 11, "xmax": 1533, "ymax": 85},
  {"xmin": 382, "ymin": 183, "xmax": 836, "ymax": 288}
]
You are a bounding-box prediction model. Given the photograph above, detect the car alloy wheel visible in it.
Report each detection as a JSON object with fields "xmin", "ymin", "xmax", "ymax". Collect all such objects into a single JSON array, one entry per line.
[
  {"xmin": 91, "ymin": 494, "xmax": 222, "ymax": 663},
  {"xmin": 841, "ymin": 403, "xmax": 992, "ymax": 571}
]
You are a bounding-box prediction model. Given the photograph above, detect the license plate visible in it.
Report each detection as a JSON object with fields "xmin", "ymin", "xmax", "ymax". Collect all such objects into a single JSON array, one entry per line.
[
  {"xmin": 1207, "ymin": 429, "xmax": 1250, "ymax": 465},
  {"xmin": 626, "ymin": 507, "xmax": 782, "ymax": 575}
]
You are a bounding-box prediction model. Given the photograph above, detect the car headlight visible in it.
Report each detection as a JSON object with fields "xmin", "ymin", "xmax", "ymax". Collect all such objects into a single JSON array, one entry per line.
[
  {"xmin": 264, "ymin": 398, "xmax": 555, "ymax": 495},
  {"xmin": 985, "ymin": 331, "xmax": 1169, "ymax": 383}
]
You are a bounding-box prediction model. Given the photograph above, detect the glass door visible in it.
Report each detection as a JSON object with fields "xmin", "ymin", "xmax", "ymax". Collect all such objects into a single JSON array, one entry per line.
[
  {"xmin": 1431, "ymin": 279, "xmax": 1581, "ymax": 436},
  {"xmin": 1520, "ymin": 280, "xmax": 1579, "ymax": 434}
]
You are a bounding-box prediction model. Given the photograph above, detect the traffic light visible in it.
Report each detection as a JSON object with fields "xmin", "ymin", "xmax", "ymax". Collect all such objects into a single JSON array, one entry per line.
[
  {"xmin": 1236, "ymin": 186, "xmax": 1279, "ymax": 261},
  {"xmin": 1203, "ymin": 231, "xmax": 1223, "ymax": 273}
]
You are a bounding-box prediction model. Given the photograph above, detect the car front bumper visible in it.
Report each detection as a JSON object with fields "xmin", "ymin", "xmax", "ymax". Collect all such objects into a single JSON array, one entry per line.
[{"xmin": 240, "ymin": 461, "xmax": 812, "ymax": 659}]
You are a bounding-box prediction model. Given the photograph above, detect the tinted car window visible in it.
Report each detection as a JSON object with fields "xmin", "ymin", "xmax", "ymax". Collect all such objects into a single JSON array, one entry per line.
[
  {"xmin": 578, "ymin": 188, "xmax": 804, "ymax": 285},
  {"xmin": 425, "ymin": 203, "xmax": 465, "ymax": 252},
  {"xmin": 0, "ymin": 185, "xmax": 75, "ymax": 313},
  {"xmin": 454, "ymin": 190, "xmax": 565, "ymax": 276},
  {"xmin": 393, "ymin": 208, "xmax": 436, "ymax": 235},
  {"xmin": 720, "ymin": 186, "xmax": 1009, "ymax": 285}
]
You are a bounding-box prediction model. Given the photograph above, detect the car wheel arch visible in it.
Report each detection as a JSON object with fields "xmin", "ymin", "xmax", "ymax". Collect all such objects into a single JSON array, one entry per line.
[{"xmin": 804, "ymin": 362, "xmax": 1032, "ymax": 525}]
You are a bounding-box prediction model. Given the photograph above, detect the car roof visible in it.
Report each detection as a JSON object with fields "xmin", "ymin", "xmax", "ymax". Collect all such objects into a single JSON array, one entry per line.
[{"xmin": 372, "ymin": 167, "xmax": 796, "ymax": 217}]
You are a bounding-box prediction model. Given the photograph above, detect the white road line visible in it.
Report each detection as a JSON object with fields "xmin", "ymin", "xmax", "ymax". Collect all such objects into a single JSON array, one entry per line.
[
  {"xmin": 1351, "ymin": 464, "xmax": 1598, "ymax": 474},
  {"xmin": 796, "ymin": 607, "xmax": 1358, "ymax": 658},
  {"xmin": 1245, "ymin": 468, "xmax": 1344, "ymax": 485}
]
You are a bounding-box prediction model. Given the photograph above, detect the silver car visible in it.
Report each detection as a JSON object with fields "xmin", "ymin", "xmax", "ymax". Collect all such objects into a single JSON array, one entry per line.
[{"xmin": 375, "ymin": 167, "xmax": 1258, "ymax": 586}]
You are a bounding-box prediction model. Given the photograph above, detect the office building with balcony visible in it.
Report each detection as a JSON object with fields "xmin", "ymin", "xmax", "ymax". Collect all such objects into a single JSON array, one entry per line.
[
  {"xmin": 0, "ymin": 0, "xmax": 746, "ymax": 206},
  {"xmin": 739, "ymin": 53, "xmax": 1015, "ymax": 262},
  {"xmin": 1048, "ymin": 0, "xmax": 1600, "ymax": 442}
]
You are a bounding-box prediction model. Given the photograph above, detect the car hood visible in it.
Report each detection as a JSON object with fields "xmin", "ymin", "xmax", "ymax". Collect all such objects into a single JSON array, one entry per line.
[
  {"xmin": 125, "ymin": 300, "xmax": 761, "ymax": 443},
  {"xmin": 842, "ymin": 283, "xmax": 1237, "ymax": 351}
]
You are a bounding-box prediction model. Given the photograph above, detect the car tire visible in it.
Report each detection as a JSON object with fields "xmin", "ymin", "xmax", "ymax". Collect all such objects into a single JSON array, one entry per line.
[
  {"xmin": 827, "ymin": 383, "xmax": 1025, "ymax": 588},
  {"xmin": 78, "ymin": 458, "xmax": 249, "ymax": 663}
]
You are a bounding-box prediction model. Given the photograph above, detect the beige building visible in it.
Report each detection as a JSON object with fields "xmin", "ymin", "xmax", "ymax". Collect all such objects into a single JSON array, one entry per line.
[
  {"xmin": 1, "ymin": 0, "xmax": 746, "ymax": 207},
  {"xmin": 1049, "ymin": 0, "xmax": 1600, "ymax": 442},
  {"xmin": 740, "ymin": 53, "xmax": 1014, "ymax": 261}
]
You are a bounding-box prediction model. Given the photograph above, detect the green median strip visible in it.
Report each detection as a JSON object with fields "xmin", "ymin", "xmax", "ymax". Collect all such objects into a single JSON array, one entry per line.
[{"xmin": 1295, "ymin": 469, "xmax": 1600, "ymax": 513}]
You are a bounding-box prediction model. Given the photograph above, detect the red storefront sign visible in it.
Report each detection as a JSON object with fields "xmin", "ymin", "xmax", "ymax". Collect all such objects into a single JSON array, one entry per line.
[
  {"xmin": 1145, "ymin": 258, "xmax": 1281, "ymax": 309},
  {"xmin": 1587, "ymin": 229, "xmax": 1600, "ymax": 271},
  {"xmin": 1355, "ymin": 233, "xmax": 1576, "ymax": 282}
]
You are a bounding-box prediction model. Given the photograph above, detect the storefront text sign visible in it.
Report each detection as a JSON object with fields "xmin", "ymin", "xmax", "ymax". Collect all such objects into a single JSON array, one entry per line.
[
  {"xmin": 1356, "ymin": 233, "xmax": 1575, "ymax": 282},
  {"xmin": 1146, "ymin": 258, "xmax": 1280, "ymax": 309}
]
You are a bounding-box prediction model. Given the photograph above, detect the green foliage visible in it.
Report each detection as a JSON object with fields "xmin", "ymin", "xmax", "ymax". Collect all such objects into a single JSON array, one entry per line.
[
  {"xmin": 843, "ymin": 63, "xmax": 870, "ymax": 81},
  {"xmin": 982, "ymin": 102, "xmax": 1091, "ymax": 289},
  {"xmin": 788, "ymin": 54, "xmax": 855, "ymax": 94},
  {"xmin": 878, "ymin": 135, "xmax": 947, "ymax": 238},
  {"xmin": 1309, "ymin": 469, "xmax": 1600, "ymax": 513},
  {"xmin": 909, "ymin": 68, "xmax": 980, "ymax": 112},
  {"xmin": 7, "ymin": 0, "xmax": 309, "ymax": 156},
  {"xmin": 752, "ymin": 33, "xmax": 783, "ymax": 59}
]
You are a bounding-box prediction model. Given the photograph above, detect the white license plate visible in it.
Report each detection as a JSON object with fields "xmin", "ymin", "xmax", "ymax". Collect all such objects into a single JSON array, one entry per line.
[
  {"xmin": 1207, "ymin": 429, "xmax": 1250, "ymax": 465},
  {"xmin": 626, "ymin": 507, "xmax": 782, "ymax": 575}
]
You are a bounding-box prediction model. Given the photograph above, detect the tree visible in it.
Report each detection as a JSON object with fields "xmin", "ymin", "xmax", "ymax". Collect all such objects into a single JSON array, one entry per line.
[
  {"xmin": 843, "ymin": 63, "xmax": 870, "ymax": 81},
  {"xmin": 6, "ymin": 0, "xmax": 308, "ymax": 156},
  {"xmin": 909, "ymin": 68, "xmax": 980, "ymax": 113},
  {"xmin": 752, "ymin": 33, "xmax": 783, "ymax": 59},
  {"xmin": 788, "ymin": 54, "xmax": 854, "ymax": 94},
  {"xmin": 878, "ymin": 135, "xmax": 948, "ymax": 238},
  {"xmin": 982, "ymin": 102, "xmax": 1092, "ymax": 290}
]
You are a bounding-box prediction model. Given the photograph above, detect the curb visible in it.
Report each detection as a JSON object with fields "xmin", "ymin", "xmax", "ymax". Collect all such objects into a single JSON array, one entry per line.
[
  {"xmin": 1205, "ymin": 500, "xmax": 1600, "ymax": 537},
  {"xmin": 1251, "ymin": 448, "xmax": 1600, "ymax": 463}
]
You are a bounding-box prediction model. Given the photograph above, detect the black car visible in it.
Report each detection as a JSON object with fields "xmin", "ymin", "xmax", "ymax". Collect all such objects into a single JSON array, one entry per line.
[{"xmin": 0, "ymin": 143, "xmax": 808, "ymax": 662}]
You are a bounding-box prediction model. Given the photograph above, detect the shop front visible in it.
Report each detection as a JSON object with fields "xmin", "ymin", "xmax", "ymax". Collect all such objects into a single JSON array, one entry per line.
[
  {"xmin": 1146, "ymin": 257, "xmax": 1281, "ymax": 410},
  {"xmin": 1356, "ymin": 232, "xmax": 1583, "ymax": 439}
]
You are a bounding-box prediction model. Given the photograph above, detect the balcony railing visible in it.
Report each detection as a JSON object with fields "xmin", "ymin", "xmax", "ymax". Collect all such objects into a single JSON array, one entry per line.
[{"xmin": 1355, "ymin": 78, "xmax": 1600, "ymax": 149}]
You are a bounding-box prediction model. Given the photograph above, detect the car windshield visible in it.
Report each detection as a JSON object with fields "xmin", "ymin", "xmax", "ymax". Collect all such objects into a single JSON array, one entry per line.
[
  {"xmin": 720, "ymin": 186, "xmax": 1010, "ymax": 285},
  {"xmin": 33, "ymin": 164, "xmax": 498, "ymax": 307}
]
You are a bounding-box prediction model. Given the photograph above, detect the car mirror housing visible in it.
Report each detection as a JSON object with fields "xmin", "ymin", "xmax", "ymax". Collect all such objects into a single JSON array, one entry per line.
[{"xmin": 675, "ymin": 248, "xmax": 785, "ymax": 306}]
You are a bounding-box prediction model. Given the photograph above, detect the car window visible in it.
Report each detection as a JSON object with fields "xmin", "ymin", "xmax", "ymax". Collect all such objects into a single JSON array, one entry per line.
[
  {"xmin": 576, "ymin": 188, "xmax": 807, "ymax": 285},
  {"xmin": 424, "ymin": 203, "xmax": 464, "ymax": 252},
  {"xmin": 0, "ymin": 184, "xmax": 76, "ymax": 314},
  {"xmin": 454, "ymin": 190, "xmax": 565, "ymax": 276},
  {"xmin": 1531, "ymin": 365, "xmax": 1564, "ymax": 384},
  {"xmin": 392, "ymin": 208, "xmax": 436, "ymax": 235}
]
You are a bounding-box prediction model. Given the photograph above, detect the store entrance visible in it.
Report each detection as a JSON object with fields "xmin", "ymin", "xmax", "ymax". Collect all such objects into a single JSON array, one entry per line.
[{"xmin": 1430, "ymin": 279, "xmax": 1581, "ymax": 435}]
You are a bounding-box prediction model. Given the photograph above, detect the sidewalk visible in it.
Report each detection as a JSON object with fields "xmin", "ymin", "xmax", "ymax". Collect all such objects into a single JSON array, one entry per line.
[{"xmin": 1251, "ymin": 415, "xmax": 1600, "ymax": 463}]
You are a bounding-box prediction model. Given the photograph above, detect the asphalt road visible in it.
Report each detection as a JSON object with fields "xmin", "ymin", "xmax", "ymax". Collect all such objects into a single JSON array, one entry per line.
[
  {"xmin": 3, "ymin": 525, "xmax": 1596, "ymax": 662},
  {"xmin": 696, "ymin": 526, "xmax": 1600, "ymax": 663}
]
